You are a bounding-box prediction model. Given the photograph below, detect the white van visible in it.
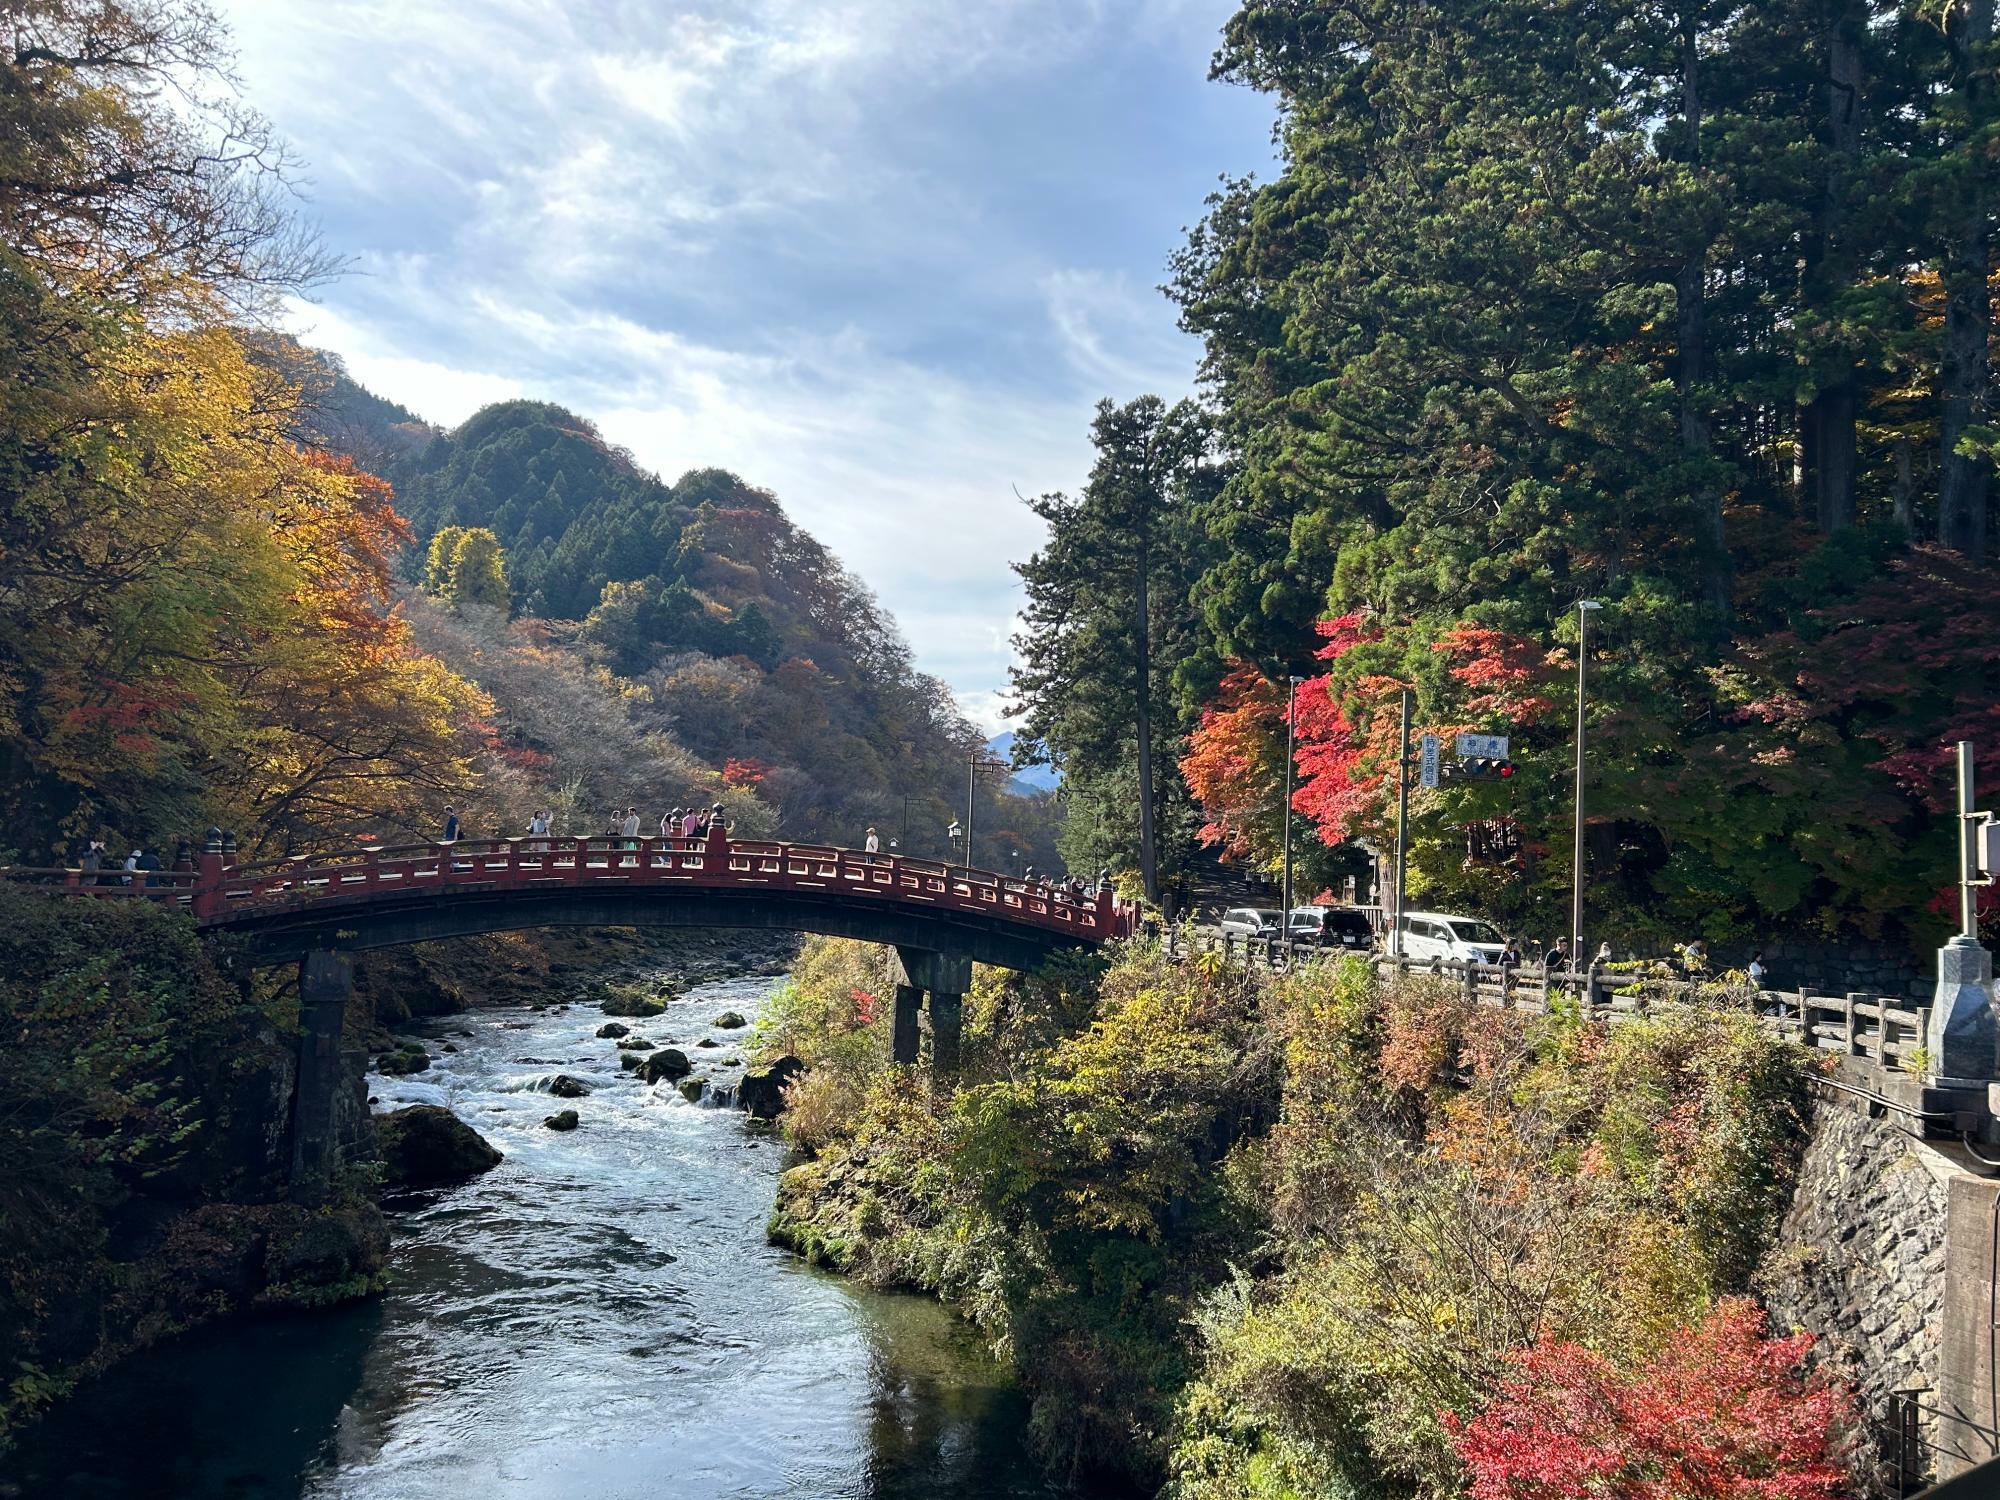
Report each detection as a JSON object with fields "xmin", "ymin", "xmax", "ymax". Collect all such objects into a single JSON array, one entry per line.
[
  {"xmin": 1395, "ymin": 910, "xmax": 1507, "ymax": 964},
  {"xmin": 1219, "ymin": 907, "xmax": 1286, "ymax": 939}
]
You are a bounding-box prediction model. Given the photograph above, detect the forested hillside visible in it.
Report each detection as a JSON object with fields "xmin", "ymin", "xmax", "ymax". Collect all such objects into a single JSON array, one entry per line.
[
  {"xmin": 1013, "ymin": 0, "xmax": 2000, "ymax": 950},
  {"xmin": 298, "ymin": 377, "xmax": 1059, "ymax": 866}
]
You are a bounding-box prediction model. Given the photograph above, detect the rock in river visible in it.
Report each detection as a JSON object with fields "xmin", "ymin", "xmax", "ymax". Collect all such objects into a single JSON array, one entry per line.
[
  {"xmin": 595, "ymin": 1022, "xmax": 630, "ymax": 1039},
  {"xmin": 619, "ymin": 1053, "xmax": 643, "ymax": 1072},
  {"xmin": 712, "ymin": 1010, "xmax": 748, "ymax": 1029},
  {"xmin": 547, "ymin": 1074, "xmax": 589, "ymax": 1099},
  {"xmin": 616, "ymin": 1036, "xmax": 656, "ymax": 1052},
  {"xmin": 544, "ymin": 1110, "xmax": 580, "ymax": 1132},
  {"xmin": 375, "ymin": 1105, "xmax": 503, "ymax": 1186},
  {"xmin": 678, "ymin": 1077, "xmax": 708, "ymax": 1104},
  {"xmin": 600, "ymin": 991, "xmax": 668, "ymax": 1018},
  {"xmin": 639, "ymin": 1048, "xmax": 692, "ymax": 1085},
  {"xmin": 738, "ymin": 1056, "xmax": 806, "ymax": 1119}
]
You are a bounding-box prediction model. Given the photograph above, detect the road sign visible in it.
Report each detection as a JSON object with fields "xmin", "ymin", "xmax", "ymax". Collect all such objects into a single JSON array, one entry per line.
[
  {"xmin": 1419, "ymin": 734, "xmax": 1440, "ymax": 789},
  {"xmin": 1456, "ymin": 732, "xmax": 1510, "ymax": 759}
]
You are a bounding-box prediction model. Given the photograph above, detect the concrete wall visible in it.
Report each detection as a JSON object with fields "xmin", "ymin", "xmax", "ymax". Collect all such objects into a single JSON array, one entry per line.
[{"xmin": 1758, "ymin": 1101, "xmax": 1954, "ymax": 1480}]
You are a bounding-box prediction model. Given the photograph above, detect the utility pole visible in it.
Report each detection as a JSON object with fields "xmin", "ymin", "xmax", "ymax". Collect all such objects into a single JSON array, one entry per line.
[
  {"xmin": 966, "ymin": 753, "xmax": 976, "ymax": 870},
  {"xmin": 1960, "ymin": 739, "xmax": 1982, "ymax": 939},
  {"xmin": 1571, "ymin": 600, "xmax": 1603, "ymax": 965},
  {"xmin": 1282, "ymin": 675, "xmax": 1302, "ymax": 919},
  {"xmin": 1393, "ymin": 687, "xmax": 1411, "ymax": 958}
]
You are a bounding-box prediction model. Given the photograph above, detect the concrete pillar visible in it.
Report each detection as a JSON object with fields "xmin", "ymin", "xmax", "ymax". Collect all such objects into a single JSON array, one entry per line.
[
  {"xmin": 291, "ymin": 949, "xmax": 353, "ymax": 1201},
  {"xmin": 929, "ymin": 990, "xmax": 963, "ymax": 1078},
  {"xmin": 1929, "ymin": 936, "xmax": 1999, "ymax": 1085},
  {"xmin": 891, "ymin": 983, "xmax": 923, "ymax": 1065},
  {"xmin": 893, "ymin": 947, "xmax": 973, "ymax": 1080},
  {"xmin": 1938, "ymin": 1170, "xmax": 2000, "ymax": 1478}
]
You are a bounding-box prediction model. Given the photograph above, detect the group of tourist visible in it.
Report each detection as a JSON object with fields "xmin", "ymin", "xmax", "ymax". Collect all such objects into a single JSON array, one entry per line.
[{"xmin": 73, "ymin": 838, "xmax": 161, "ymax": 887}]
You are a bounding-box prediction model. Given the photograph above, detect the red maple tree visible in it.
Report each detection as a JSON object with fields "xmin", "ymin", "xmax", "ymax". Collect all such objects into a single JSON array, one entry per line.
[{"xmin": 1446, "ymin": 1299, "xmax": 1853, "ymax": 1500}]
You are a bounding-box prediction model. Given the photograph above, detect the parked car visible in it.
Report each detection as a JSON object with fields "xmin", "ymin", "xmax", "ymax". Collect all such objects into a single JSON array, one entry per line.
[
  {"xmin": 1219, "ymin": 907, "xmax": 1287, "ymax": 939},
  {"xmin": 1288, "ymin": 906, "xmax": 1377, "ymax": 951},
  {"xmin": 1395, "ymin": 910, "xmax": 1507, "ymax": 964}
]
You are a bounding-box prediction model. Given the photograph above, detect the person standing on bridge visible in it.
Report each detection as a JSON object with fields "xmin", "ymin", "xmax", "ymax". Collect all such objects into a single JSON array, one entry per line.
[
  {"xmin": 662, "ymin": 808, "xmax": 678, "ymax": 839},
  {"xmin": 442, "ymin": 806, "xmax": 460, "ymax": 843},
  {"xmin": 865, "ymin": 827, "xmax": 879, "ymax": 856},
  {"xmin": 680, "ymin": 807, "xmax": 699, "ymax": 838},
  {"xmin": 80, "ymin": 839, "xmax": 104, "ymax": 886},
  {"xmin": 527, "ymin": 809, "xmax": 549, "ymax": 852}
]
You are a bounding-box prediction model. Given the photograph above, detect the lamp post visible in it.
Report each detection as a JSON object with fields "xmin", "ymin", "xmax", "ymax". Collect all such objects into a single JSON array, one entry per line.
[
  {"xmin": 1571, "ymin": 600, "xmax": 1604, "ymax": 967},
  {"xmin": 1282, "ymin": 675, "xmax": 1304, "ymax": 919},
  {"xmin": 947, "ymin": 818, "xmax": 962, "ymax": 866}
]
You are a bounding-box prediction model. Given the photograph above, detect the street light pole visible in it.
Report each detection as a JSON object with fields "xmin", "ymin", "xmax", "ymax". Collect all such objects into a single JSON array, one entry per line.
[
  {"xmin": 1393, "ymin": 687, "xmax": 1411, "ymax": 958},
  {"xmin": 1571, "ymin": 600, "xmax": 1603, "ymax": 966},
  {"xmin": 1283, "ymin": 675, "xmax": 1302, "ymax": 919}
]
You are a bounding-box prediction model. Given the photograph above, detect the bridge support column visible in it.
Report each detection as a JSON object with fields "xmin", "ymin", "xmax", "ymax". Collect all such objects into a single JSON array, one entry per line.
[
  {"xmin": 929, "ymin": 990, "xmax": 963, "ymax": 1078},
  {"xmin": 891, "ymin": 984, "xmax": 923, "ymax": 1065},
  {"xmin": 292, "ymin": 948, "xmax": 353, "ymax": 1202},
  {"xmin": 893, "ymin": 948, "xmax": 972, "ymax": 1079}
]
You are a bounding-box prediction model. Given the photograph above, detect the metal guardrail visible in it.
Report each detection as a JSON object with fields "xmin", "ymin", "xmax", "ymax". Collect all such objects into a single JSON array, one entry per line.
[{"xmin": 1193, "ymin": 928, "xmax": 1930, "ymax": 1074}]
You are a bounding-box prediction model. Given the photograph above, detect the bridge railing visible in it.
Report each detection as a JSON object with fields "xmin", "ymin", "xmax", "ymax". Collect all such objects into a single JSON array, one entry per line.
[{"xmin": 0, "ymin": 835, "xmax": 1137, "ymax": 942}]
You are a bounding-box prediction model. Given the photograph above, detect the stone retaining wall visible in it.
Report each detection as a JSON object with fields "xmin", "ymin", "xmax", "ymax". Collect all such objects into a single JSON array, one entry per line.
[{"xmin": 1758, "ymin": 1100, "xmax": 1953, "ymax": 1481}]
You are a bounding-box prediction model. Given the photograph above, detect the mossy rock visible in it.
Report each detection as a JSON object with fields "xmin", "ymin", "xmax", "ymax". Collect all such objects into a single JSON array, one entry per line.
[
  {"xmin": 596, "ymin": 1021, "xmax": 630, "ymax": 1039},
  {"xmin": 600, "ymin": 992, "xmax": 667, "ymax": 1018},
  {"xmin": 696, "ymin": 1038, "xmax": 721, "ymax": 1048},
  {"xmin": 619, "ymin": 1053, "xmax": 643, "ymax": 1071},
  {"xmin": 376, "ymin": 1046, "xmax": 430, "ymax": 1076},
  {"xmin": 547, "ymin": 1074, "xmax": 589, "ymax": 1099},
  {"xmin": 616, "ymin": 1037, "xmax": 656, "ymax": 1052},
  {"xmin": 678, "ymin": 1077, "xmax": 708, "ymax": 1104},
  {"xmin": 738, "ymin": 1056, "xmax": 805, "ymax": 1119},
  {"xmin": 639, "ymin": 1048, "xmax": 692, "ymax": 1085},
  {"xmin": 544, "ymin": 1110, "xmax": 580, "ymax": 1132},
  {"xmin": 712, "ymin": 1011, "xmax": 749, "ymax": 1029},
  {"xmin": 374, "ymin": 1105, "xmax": 503, "ymax": 1186}
]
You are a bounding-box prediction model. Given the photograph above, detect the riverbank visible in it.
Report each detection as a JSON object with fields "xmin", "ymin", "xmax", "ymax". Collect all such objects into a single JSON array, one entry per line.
[
  {"xmin": 764, "ymin": 937, "xmax": 1852, "ymax": 1498},
  {"xmin": 4, "ymin": 973, "xmax": 1077, "ymax": 1499}
]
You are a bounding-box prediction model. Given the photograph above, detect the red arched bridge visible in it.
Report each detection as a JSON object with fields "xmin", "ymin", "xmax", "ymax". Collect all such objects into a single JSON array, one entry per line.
[
  {"xmin": 6, "ymin": 829, "xmax": 1133, "ymax": 1189},
  {"xmin": 3, "ymin": 829, "xmax": 1132, "ymax": 973}
]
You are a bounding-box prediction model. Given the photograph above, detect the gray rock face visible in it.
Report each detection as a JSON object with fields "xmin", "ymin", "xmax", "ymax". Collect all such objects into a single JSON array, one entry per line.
[
  {"xmin": 596, "ymin": 1022, "xmax": 630, "ymax": 1039},
  {"xmin": 544, "ymin": 1110, "xmax": 580, "ymax": 1131},
  {"xmin": 374, "ymin": 1105, "xmax": 503, "ymax": 1186},
  {"xmin": 639, "ymin": 1048, "xmax": 692, "ymax": 1085},
  {"xmin": 547, "ymin": 1074, "xmax": 589, "ymax": 1099},
  {"xmin": 737, "ymin": 1056, "xmax": 805, "ymax": 1119},
  {"xmin": 1758, "ymin": 1100, "xmax": 1948, "ymax": 1478}
]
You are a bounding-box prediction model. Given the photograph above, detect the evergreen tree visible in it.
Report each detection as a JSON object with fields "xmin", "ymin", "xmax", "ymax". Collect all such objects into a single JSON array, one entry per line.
[{"xmin": 1009, "ymin": 397, "xmax": 1216, "ymax": 905}]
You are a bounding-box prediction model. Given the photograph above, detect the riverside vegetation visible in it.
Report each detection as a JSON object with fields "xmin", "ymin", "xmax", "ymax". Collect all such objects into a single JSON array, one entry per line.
[{"xmin": 763, "ymin": 934, "xmax": 1853, "ymax": 1498}]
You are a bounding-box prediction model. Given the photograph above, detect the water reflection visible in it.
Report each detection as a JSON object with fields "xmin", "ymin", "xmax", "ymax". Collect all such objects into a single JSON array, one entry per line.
[{"xmin": 5, "ymin": 976, "xmax": 1110, "ymax": 1500}]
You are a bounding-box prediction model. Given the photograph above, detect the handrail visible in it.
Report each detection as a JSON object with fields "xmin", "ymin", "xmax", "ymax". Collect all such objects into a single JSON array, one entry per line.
[{"xmin": 0, "ymin": 837, "xmax": 1136, "ymax": 943}]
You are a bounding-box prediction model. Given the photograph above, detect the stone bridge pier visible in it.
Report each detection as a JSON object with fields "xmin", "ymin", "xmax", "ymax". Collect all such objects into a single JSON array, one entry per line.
[
  {"xmin": 291, "ymin": 948, "xmax": 368, "ymax": 1201},
  {"xmin": 891, "ymin": 947, "xmax": 972, "ymax": 1077}
]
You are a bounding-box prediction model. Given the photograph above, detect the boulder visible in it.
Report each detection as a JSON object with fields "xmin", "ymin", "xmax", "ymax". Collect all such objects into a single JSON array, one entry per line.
[
  {"xmin": 547, "ymin": 1074, "xmax": 589, "ymax": 1099},
  {"xmin": 374, "ymin": 1105, "xmax": 503, "ymax": 1186},
  {"xmin": 619, "ymin": 1053, "xmax": 643, "ymax": 1072},
  {"xmin": 600, "ymin": 995, "xmax": 666, "ymax": 1018},
  {"xmin": 441, "ymin": 1043, "xmax": 459, "ymax": 1053},
  {"xmin": 639, "ymin": 1048, "xmax": 692, "ymax": 1085},
  {"xmin": 696, "ymin": 1038, "xmax": 720, "ymax": 1048},
  {"xmin": 616, "ymin": 1037, "xmax": 656, "ymax": 1052},
  {"xmin": 596, "ymin": 1022, "xmax": 630, "ymax": 1039},
  {"xmin": 678, "ymin": 1077, "xmax": 708, "ymax": 1104},
  {"xmin": 737, "ymin": 1056, "xmax": 806, "ymax": 1119},
  {"xmin": 544, "ymin": 1110, "xmax": 580, "ymax": 1132},
  {"xmin": 712, "ymin": 1010, "xmax": 749, "ymax": 1029},
  {"xmin": 376, "ymin": 1045, "xmax": 430, "ymax": 1076}
]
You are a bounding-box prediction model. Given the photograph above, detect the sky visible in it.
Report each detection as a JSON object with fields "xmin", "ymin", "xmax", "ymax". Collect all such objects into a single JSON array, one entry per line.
[{"xmin": 213, "ymin": 0, "xmax": 1276, "ymax": 731}]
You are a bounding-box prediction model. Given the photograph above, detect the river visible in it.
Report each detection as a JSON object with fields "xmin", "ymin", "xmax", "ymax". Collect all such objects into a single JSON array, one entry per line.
[{"xmin": 7, "ymin": 972, "xmax": 1098, "ymax": 1500}]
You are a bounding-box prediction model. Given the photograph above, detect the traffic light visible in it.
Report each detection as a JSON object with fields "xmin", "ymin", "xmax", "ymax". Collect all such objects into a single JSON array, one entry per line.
[{"xmin": 1446, "ymin": 756, "xmax": 1516, "ymax": 782}]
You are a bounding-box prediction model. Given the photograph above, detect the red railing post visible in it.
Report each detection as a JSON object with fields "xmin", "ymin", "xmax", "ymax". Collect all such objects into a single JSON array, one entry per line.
[
  {"xmin": 192, "ymin": 828, "xmax": 226, "ymax": 919},
  {"xmin": 705, "ymin": 817, "xmax": 728, "ymax": 878}
]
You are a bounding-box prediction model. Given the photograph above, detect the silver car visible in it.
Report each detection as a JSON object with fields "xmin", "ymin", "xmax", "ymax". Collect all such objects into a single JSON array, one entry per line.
[{"xmin": 1219, "ymin": 906, "xmax": 1287, "ymax": 938}]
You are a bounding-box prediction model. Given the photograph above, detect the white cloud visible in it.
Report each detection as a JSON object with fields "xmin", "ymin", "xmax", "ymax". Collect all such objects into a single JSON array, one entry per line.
[{"xmin": 218, "ymin": 0, "xmax": 1273, "ymax": 710}]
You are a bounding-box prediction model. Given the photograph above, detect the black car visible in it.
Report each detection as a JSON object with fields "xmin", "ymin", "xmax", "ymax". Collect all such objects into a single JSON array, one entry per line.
[{"xmin": 1287, "ymin": 906, "xmax": 1377, "ymax": 950}]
